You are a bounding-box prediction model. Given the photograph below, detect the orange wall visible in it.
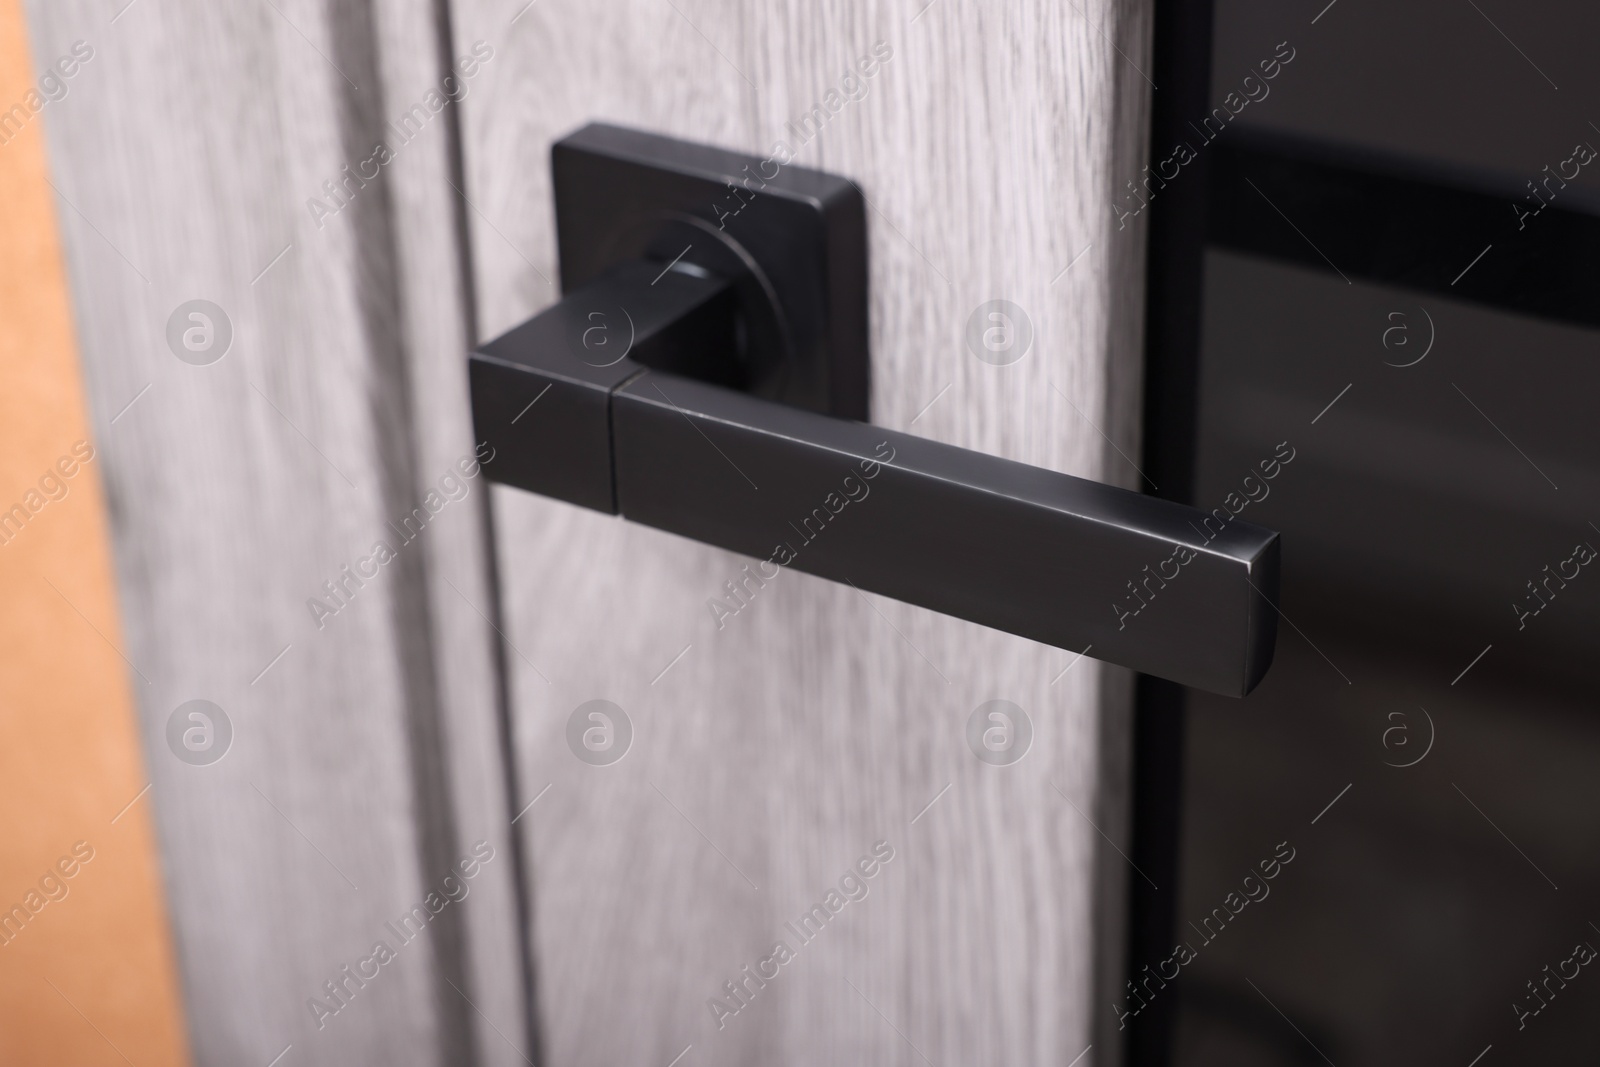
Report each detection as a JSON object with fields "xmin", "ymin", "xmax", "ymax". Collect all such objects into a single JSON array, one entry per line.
[{"xmin": 0, "ymin": 2, "xmax": 190, "ymax": 1063}]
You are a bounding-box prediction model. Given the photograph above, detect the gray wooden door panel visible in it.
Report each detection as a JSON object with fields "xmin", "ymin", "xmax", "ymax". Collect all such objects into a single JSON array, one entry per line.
[
  {"xmin": 29, "ymin": 1, "xmax": 528, "ymax": 1063},
  {"xmin": 454, "ymin": 0, "xmax": 1153, "ymax": 1063},
  {"xmin": 364, "ymin": 6, "xmax": 534, "ymax": 1063},
  {"xmin": 32, "ymin": 0, "xmax": 1154, "ymax": 1059}
]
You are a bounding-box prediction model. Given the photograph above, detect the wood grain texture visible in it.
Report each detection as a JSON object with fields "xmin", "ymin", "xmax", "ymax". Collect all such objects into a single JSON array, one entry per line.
[
  {"xmin": 26, "ymin": 1, "xmax": 527, "ymax": 1064},
  {"xmin": 454, "ymin": 0, "xmax": 1154, "ymax": 1063}
]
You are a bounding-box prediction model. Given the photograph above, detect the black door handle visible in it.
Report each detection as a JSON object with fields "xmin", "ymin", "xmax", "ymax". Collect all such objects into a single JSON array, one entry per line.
[{"xmin": 470, "ymin": 124, "xmax": 1279, "ymax": 697}]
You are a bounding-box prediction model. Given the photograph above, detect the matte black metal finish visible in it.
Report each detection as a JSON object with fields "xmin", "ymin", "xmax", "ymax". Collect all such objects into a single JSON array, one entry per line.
[
  {"xmin": 614, "ymin": 370, "xmax": 1278, "ymax": 697},
  {"xmin": 470, "ymin": 261, "xmax": 734, "ymax": 511},
  {"xmin": 469, "ymin": 122, "xmax": 1283, "ymax": 698},
  {"xmin": 552, "ymin": 122, "xmax": 869, "ymax": 419}
]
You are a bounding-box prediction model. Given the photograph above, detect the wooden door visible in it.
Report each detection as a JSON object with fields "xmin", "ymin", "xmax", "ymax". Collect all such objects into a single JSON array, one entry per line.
[
  {"xmin": 31, "ymin": 0, "xmax": 1155, "ymax": 1063},
  {"xmin": 455, "ymin": 2, "xmax": 1154, "ymax": 1064},
  {"xmin": 26, "ymin": 3, "xmax": 527, "ymax": 1064}
]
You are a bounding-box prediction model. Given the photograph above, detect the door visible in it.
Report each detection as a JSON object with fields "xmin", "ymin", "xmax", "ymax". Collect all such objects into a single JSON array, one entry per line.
[
  {"xmin": 457, "ymin": 5, "xmax": 1160, "ymax": 1063},
  {"xmin": 24, "ymin": 2, "xmax": 1160, "ymax": 1066}
]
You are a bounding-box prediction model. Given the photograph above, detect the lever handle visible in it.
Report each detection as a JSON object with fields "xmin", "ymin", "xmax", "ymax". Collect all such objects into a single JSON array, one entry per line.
[
  {"xmin": 468, "ymin": 122, "xmax": 1279, "ymax": 697},
  {"xmin": 470, "ymin": 264, "xmax": 1279, "ymax": 698},
  {"xmin": 615, "ymin": 369, "xmax": 1278, "ymax": 697}
]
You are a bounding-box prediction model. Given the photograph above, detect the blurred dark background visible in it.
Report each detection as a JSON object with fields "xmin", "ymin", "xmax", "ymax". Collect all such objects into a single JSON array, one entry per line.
[{"xmin": 1170, "ymin": 0, "xmax": 1600, "ymax": 1063}]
